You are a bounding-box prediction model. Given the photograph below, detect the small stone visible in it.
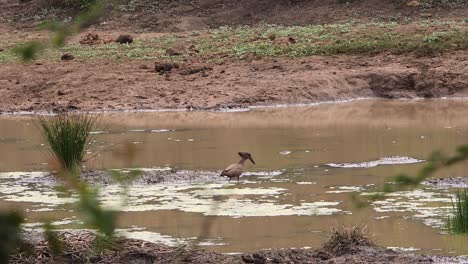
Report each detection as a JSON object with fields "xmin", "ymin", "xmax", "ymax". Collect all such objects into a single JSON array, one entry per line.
[
  {"xmin": 252, "ymin": 253, "xmax": 266, "ymax": 264},
  {"xmin": 407, "ymin": 0, "xmax": 421, "ymax": 6},
  {"xmin": 272, "ymin": 257, "xmax": 282, "ymax": 263},
  {"xmin": 57, "ymin": 90, "xmax": 66, "ymax": 96},
  {"xmin": 115, "ymin": 34, "xmax": 133, "ymax": 44},
  {"xmin": 241, "ymin": 254, "xmax": 255, "ymax": 263},
  {"xmin": 155, "ymin": 62, "xmax": 179, "ymax": 74},
  {"xmin": 61, "ymin": 53, "xmax": 75, "ymax": 61},
  {"xmin": 420, "ymin": 13, "xmax": 433, "ymax": 18},
  {"xmin": 166, "ymin": 48, "xmax": 183, "ymax": 56}
]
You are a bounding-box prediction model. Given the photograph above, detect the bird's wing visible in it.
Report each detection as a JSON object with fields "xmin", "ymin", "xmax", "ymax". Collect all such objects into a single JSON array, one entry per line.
[{"xmin": 221, "ymin": 163, "xmax": 237, "ymax": 175}]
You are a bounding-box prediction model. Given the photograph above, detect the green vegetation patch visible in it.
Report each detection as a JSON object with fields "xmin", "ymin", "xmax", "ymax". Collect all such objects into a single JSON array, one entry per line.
[
  {"xmin": 447, "ymin": 189, "xmax": 468, "ymax": 234},
  {"xmin": 0, "ymin": 20, "xmax": 467, "ymax": 63}
]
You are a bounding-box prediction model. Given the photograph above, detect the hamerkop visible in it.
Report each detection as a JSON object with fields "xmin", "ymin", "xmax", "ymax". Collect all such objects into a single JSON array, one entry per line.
[{"xmin": 220, "ymin": 152, "xmax": 256, "ymax": 183}]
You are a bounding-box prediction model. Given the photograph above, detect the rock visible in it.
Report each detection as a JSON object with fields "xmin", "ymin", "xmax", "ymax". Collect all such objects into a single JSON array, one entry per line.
[
  {"xmin": 241, "ymin": 254, "xmax": 255, "ymax": 263},
  {"xmin": 313, "ymin": 250, "xmax": 331, "ymax": 260},
  {"xmin": 155, "ymin": 62, "xmax": 179, "ymax": 74},
  {"xmin": 420, "ymin": 13, "xmax": 433, "ymax": 18},
  {"xmin": 61, "ymin": 53, "xmax": 75, "ymax": 61},
  {"xmin": 166, "ymin": 48, "xmax": 183, "ymax": 56},
  {"xmin": 57, "ymin": 90, "xmax": 66, "ymax": 96},
  {"xmin": 115, "ymin": 34, "xmax": 133, "ymax": 44},
  {"xmin": 67, "ymin": 104, "xmax": 79, "ymax": 110},
  {"xmin": 179, "ymin": 66, "xmax": 212, "ymax": 76},
  {"xmin": 271, "ymin": 257, "xmax": 282, "ymax": 263},
  {"xmin": 252, "ymin": 253, "xmax": 266, "ymax": 264},
  {"xmin": 188, "ymin": 45, "xmax": 199, "ymax": 53},
  {"xmin": 79, "ymin": 33, "xmax": 100, "ymax": 45},
  {"xmin": 407, "ymin": 0, "xmax": 421, "ymax": 6}
]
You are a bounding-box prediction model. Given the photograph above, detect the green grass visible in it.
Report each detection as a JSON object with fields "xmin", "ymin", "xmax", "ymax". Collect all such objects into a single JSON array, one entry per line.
[
  {"xmin": 0, "ymin": 20, "xmax": 467, "ymax": 63},
  {"xmin": 447, "ymin": 189, "xmax": 468, "ymax": 234},
  {"xmin": 39, "ymin": 114, "xmax": 98, "ymax": 171}
]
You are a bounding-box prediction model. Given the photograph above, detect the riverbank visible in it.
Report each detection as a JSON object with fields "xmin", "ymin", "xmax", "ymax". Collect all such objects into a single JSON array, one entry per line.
[
  {"xmin": 1, "ymin": 50, "xmax": 467, "ymax": 113},
  {"xmin": 11, "ymin": 229, "xmax": 468, "ymax": 264}
]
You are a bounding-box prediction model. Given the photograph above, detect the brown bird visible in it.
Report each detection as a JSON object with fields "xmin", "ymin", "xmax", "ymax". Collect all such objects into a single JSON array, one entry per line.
[{"xmin": 220, "ymin": 152, "xmax": 256, "ymax": 183}]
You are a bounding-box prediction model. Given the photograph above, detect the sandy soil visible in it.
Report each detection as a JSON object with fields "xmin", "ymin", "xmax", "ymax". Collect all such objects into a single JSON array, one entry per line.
[{"xmin": 1, "ymin": 51, "xmax": 467, "ymax": 113}]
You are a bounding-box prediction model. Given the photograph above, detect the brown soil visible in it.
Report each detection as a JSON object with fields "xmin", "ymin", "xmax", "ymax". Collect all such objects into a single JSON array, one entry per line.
[
  {"xmin": 1, "ymin": 0, "xmax": 467, "ymax": 113},
  {"xmin": 0, "ymin": 51, "xmax": 467, "ymax": 113},
  {"xmin": 1, "ymin": 0, "xmax": 468, "ymax": 32},
  {"xmin": 11, "ymin": 231, "xmax": 467, "ymax": 264}
]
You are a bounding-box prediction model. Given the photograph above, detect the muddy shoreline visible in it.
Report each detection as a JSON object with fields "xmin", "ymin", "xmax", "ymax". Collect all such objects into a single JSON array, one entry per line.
[
  {"xmin": 12, "ymin": 230, "xmax": 468, "ymax": 264},
  {"xmin": 1, "ymin": 52, "xmax": 467, "ymax": 113}
]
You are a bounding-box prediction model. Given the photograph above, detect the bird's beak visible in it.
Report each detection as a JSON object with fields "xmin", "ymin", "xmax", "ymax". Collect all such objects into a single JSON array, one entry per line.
[{"xmin": 249, "ymin": 157, "xmax": 256, "ymax": 165}]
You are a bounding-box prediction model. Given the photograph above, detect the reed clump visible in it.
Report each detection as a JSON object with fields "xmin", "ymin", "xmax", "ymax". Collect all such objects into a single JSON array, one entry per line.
[
  {"xmin": 447, "ymin": 189, "xmax": 468, "ymax": 234},
  {"xmin": 39, "ymin": 114, "xmax": 98, "ymax": 172}
]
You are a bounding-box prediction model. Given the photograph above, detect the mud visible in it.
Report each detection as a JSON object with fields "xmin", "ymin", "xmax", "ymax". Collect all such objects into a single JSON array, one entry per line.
[
  {"xmin": 1, "ymin": 52, "xmax": 467, "ymax": 113},
  {"xmin": 424, "ymin": 177, "xmax": 468, "ymax": 188},
  {"xmin": 81, "ymin": 169, "xmax": 226, "ymax": 185},
  {"xmin": 11, "ymin": 169, "xmax": 235, "ymax": 185},
  {"xmin": 12, "ymin": 231, "xmax": 468, "ymax": 264}
]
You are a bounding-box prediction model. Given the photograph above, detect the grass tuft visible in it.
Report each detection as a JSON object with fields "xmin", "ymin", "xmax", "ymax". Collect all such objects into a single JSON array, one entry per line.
[
  {"xmin": 323, "ymin": 226, "xmax": 374, "ymax": 256},
  {"xmin": 447, "ymin": 189, "xmax": 468, "ymax": 234},
  {"xmin": 39, "ymin": 114, "xmax": 98, "ymax": 172}
]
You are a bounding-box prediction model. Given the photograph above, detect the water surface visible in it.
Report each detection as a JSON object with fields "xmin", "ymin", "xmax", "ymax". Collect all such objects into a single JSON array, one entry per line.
[{"xmin": 1, "ymin": 99, "xmax": 468, "ymax": 255}]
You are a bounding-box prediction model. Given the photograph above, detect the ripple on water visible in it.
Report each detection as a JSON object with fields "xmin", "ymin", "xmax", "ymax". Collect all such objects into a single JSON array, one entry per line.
[
  {"xmin": 326, "ymin": 186, "xmax": 364, "ymax": 193},
  {"xmin": 326, "ymin": 156, "xmax": 424, "ymax": 168},
  {"xmin": 242, "ymin": 171, "xmax": 284, "ymax": 178}
]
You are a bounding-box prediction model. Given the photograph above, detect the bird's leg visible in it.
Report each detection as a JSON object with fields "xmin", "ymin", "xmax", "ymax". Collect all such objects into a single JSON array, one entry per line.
[
  {"xmin": 237, "ymin": 176, "xmax": 239, "ymax": 183},
  {"xmin": 228, "ymin": 177, "xmax": 231, "ymax": 183}
]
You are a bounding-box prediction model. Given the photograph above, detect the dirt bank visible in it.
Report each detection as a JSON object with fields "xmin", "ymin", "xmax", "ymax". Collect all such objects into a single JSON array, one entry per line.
[
  {"xmin": 2, "ymin": 0, "xmax": 468, "ymax": 32},
  {"xmin": 0, "ymin": 51, "xmax": 467, "ymax": 113}
]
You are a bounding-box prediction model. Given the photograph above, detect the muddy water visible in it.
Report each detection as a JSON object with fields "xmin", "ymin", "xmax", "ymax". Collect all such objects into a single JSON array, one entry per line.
[{"xmin": 2, "ymin": 99, "xmax": 468, "ymax": 255}]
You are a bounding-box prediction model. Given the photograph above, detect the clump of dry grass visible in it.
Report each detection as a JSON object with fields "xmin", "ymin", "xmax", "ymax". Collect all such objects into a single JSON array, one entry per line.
[{"xmin": 322, "ymin": 226, "xmax": 374, "ymax": 256}]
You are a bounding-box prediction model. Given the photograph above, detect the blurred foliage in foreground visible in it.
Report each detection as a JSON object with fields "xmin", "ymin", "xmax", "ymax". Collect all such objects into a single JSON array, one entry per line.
[
  {"xmin": 447, "ymin": 189, "xmax": 468, "ymax": 234},
  {"xmin": 354, "ymin": 145, "xmax": 468, "ymax": 233},
  {"xmin": 13, "ymin": 2, "xmax": 102, "ymax": 62},
  {"xmin": 0, "ymin": 114, "xmax": 141, "ymax": 263}
]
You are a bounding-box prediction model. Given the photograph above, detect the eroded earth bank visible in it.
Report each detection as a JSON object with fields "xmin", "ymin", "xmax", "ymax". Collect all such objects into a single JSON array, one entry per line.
[{"xmin": 0, "ymin": 52, "xmax": 467, "ymax": 113}]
